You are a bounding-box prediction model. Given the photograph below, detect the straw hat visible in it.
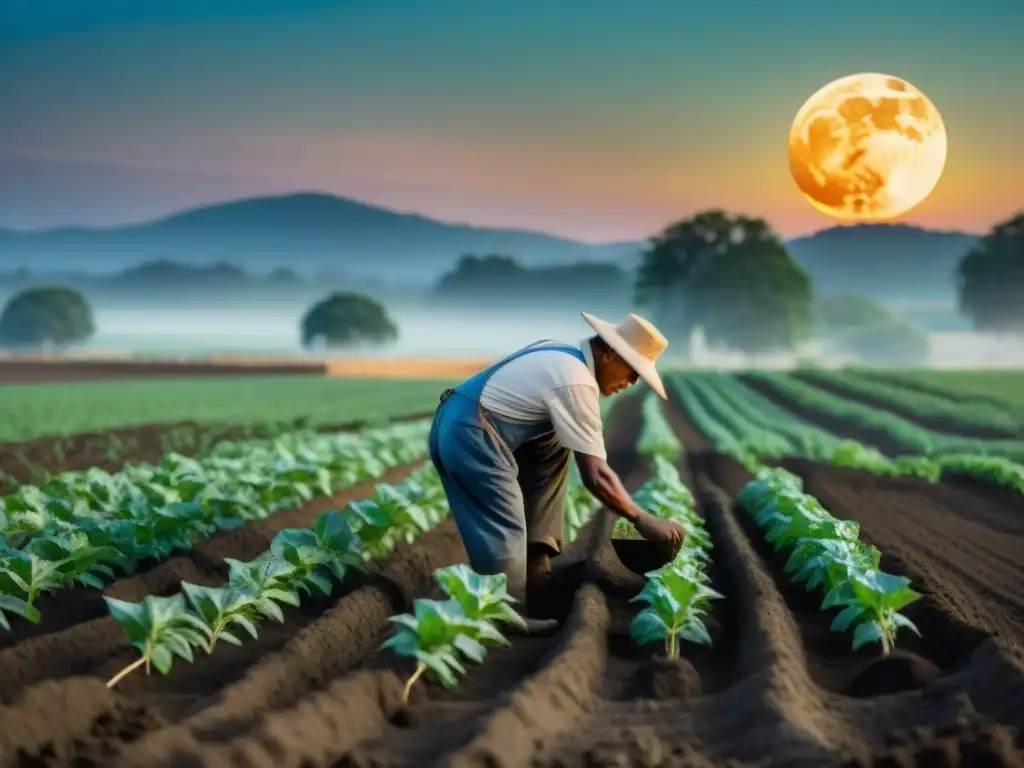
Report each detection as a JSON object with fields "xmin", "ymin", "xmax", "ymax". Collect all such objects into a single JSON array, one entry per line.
[{"xmin": 582, "ymin": 312, "xmax": 669, "ymax": 399}]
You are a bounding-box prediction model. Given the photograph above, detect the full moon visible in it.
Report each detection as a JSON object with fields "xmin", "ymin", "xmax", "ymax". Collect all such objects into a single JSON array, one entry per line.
[{"xmin": 787, "ymin": 73, "xmax": 947, "ymax": 221}]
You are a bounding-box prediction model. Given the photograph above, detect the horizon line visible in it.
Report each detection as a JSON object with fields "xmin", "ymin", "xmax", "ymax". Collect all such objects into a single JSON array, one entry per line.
[{"xmin": 0, "ymin": 188, "xmax": 985, "ymax": 243}]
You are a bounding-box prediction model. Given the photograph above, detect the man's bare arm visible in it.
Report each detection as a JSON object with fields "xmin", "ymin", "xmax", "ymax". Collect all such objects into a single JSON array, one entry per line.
[{"xmin": 574, "ymin": 452, "xmax": 645, "ymax": 521}]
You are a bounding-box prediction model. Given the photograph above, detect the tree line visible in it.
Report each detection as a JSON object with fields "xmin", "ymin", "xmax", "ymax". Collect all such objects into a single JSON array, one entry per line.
[{"xmin": 1, "ymin": 209, "xmax": 1020, "ymax": 358}]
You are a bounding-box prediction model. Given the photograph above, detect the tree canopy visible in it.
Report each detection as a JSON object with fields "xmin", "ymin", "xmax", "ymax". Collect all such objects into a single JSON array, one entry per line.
[
  {"xmin": 0, "ymin": 285, "xmax": 95, "ymax": 349},
  {"xmin": 300, "ymin": 292, "xmax": 399, "ymax": 349},
  {"xmin": 956, "ymin": 213, "xmax": 1024, "ymax": 334},
  {"xmin": 816, "ymin": 294, "xmax": 929, "ymax": 364},
  {"xmin": 432, "ymin": 254, "xmax": 629, "ymax": 304},
  {"xmin": 634, "ymin": 210, "xmax": 814, "ymax": 354}
]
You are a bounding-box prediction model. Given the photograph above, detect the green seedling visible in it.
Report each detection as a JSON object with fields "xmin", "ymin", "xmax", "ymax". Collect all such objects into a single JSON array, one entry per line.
[
  {"xmin": 433, "ymin": 565, "xmax": 527, "ymax": 630},
  {"xmin": 739, "ymin": 466, "xmax": 926, "ymax": 657},
  {"xmin": 636, "ymin": 392, "xmax": 682, "ymax": 462},
  {"xmin": 824, "ymin": 570, "xmax": 922, "ymax": 655},
  {"xmin": 269, "ymin": 511, "xmax": 365, "ymax": 596},
  {"xmin": 0, "ymin": 594, "xmax": 40, "ymax": 630},
  {"xmin": 382, "ymin": 597, "xmax": 507, "ymax": 703},
  {"xmin": 630, "ymin": 563, "xmax": 722, "ymax": 659},
  {"xmin": 104, "ymin": 593, "xmax": 212, "ymax": 687},
  {"xmin": 225, "ymin": 553, "xmax": 303, "ymax": 622},
  {"xmin": 182, "ymin": 583, "xmax": 260, "ymax": 648}
]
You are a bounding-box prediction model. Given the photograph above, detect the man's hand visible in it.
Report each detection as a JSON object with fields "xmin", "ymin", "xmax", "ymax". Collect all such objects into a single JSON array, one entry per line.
[{"xmin": 633, "ymin": 512, "xmax": 686, "ymax": 547}]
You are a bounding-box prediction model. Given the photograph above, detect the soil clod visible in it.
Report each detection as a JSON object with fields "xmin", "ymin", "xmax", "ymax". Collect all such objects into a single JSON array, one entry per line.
[{"xmin": 849, "ymin": 651, "xmax": 942, "ymax": 698}]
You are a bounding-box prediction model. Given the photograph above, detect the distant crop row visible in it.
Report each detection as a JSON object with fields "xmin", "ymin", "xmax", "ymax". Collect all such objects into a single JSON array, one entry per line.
[
  {"xmin": 858, "ymin": 368, "xmax": 1024, "ymax": 416},
  {"xmin": 796, "ymin": 369, "xmax": 1023, "ymax": 437},
  {"xmin": 666, "ymin": 372, "xmax": 840, "ymax": 464},
  {"xmin": 662, "ymin": 372, "xmax": 1024, "ymax": 494},
  {"xmin": 745, "ymin": 372, "xmax": 1024, "ymax": 463}
]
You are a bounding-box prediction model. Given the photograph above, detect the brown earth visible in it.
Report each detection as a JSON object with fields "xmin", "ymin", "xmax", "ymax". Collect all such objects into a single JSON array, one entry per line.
[
  {"xmin": 0, "ymin": 411, "xmax": 432, "ymax": 492},
  {"xmin": 1, "ymin": 396, "xmax": 1023, "ymax": 766}
]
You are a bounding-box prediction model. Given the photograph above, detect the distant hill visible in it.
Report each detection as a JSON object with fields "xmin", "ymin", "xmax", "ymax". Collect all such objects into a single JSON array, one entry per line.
[
  {"xmin": 0, "ymin": 193, "xmax": 643, "ymax": 282},
  {"xmin": 0, "ymin": 193, "xmax": 981, "ymax": 303},
  {"xmin": 786, "ymin": 223, "xmax": 978, "ymax": 301}
]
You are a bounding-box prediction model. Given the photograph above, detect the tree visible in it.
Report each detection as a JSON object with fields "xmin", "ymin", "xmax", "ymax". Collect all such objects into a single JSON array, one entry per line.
[
  {"xmin": 0, "ymin": 285, "xmax": 95, "ymax": 350},
  {"xmin": 300, "ymin": 292, "xmax": 398, "ymax": 349},
  {"xmin": 816, "ymin": 294, "xmax": 929, "ymax": 364},
  {"xmin": 816, "ymin": 294, "xmax": 893, "ymax": 331},
  {"xmin": 634, "ymin": 210, "xmax": 814, "ymax": 355},
  {"xmin": 840, "ymin": 320, "xmax": 930, "ymax": 365},
  {"xmin": 432, "ymin": 254, "xmax": 628, "ymax": 305},
  {"xmin": 956, "ymin": 213, "xmax": 1024, "ymax": 334}
]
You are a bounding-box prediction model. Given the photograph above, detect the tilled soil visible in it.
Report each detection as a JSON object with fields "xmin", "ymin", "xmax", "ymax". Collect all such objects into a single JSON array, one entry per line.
[{"xmin": 2, "ymin": 396, "xmax": 1024, "ymax": 766}]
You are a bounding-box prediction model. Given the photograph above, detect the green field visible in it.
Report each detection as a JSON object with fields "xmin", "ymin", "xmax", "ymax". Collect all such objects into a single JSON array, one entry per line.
[
  {"xmin": 0, "ymin": 375, "xmax": 457, "ymax": 441},
  {"xmin": 854, "ymin": 368, "xmax": 1024, "ymax": 415}
]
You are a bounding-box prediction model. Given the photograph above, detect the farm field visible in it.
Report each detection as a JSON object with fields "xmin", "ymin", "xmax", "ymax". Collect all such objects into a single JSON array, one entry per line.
[
  {"xmin": 0, "ymin": 375, "xmax": 455, "ymax": 489},
  {"xmin": 0, "ymin": 369, "xmax": 1022, "ymax": 766},
  {"xmin": 854, "ymin": 368, "xmax": 1024, "ymax": 417}
]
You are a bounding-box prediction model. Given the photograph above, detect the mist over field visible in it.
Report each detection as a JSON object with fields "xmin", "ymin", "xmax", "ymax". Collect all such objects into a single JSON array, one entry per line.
[{"xmin": 71, "ymin": 301, "xmax": 1024, "ymax": 370}]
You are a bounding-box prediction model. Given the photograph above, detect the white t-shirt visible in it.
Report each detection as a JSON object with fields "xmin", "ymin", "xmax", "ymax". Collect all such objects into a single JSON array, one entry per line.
[{"xmin": 479, "ymin": 339, "xmax": 607, "ymax": 460}]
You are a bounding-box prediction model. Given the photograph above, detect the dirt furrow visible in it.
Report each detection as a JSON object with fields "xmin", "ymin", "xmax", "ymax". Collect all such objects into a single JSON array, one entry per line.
[{"xmin": 0, "ymin": 517, "xmax": 466, "ymax": 767}]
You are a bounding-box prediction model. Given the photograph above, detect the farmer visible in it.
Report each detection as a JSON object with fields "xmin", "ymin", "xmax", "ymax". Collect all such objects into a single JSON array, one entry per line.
[{"xmin": 428, "ymin": 312, "xmax": 686, "ymax": 634}]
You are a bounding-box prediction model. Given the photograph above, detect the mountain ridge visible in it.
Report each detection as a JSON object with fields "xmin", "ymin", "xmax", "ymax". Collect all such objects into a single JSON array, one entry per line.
[{"xmin": 0, "ymin": 191, "xmax": 981, "ymax": 300}]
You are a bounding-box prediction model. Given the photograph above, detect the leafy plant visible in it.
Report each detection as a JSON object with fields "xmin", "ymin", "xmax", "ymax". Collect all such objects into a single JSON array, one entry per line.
[
  {"xmin": 382, "ymin": 597, "xmax": 506, "ymax": 703},
  {"xmin": 0, "ymin": 420, "xmax": 433, "ymax": 630},
  {"xmin": 824, "ymin": 570, "xmax": 921, "ymax": 655},
  {"xmin": 738, "ymin": 466, "xmax": 924, "ymax": 655},
  {"xmin": 564, "ymin": 465, "xmax": 600, "ymax": 543},
  {"xmin": 637, "ymin": 391, "xmax": 682, "ymax": 462},
  {"xmin": 434, "ymin": 564, "xmax": 527, "ymax": 630},
  {"xmin": 181, "ymin": 583, "xmax": 260, "ymax": 648},
  {"xmin": 269, "ymin": 511, "xmax": 365, "ymax": 597},
  {"xmin": 104, "ymin": 593, "xmax": 211, "ymax": 687},
  {"xmin": 630, "ymin": 563, "xmax": 722, "ymax": 658}
]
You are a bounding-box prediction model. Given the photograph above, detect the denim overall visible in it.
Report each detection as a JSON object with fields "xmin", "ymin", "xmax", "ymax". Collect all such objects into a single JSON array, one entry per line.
[{"xmin": 428, "ymin": 340, "xmax": 587, "ymax": 592}]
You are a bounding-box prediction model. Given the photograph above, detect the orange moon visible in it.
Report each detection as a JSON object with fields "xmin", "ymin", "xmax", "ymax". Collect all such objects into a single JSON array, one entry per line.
[{"xmin": 787, "ymin": 73, "xmax": 947, "ymax": 221}]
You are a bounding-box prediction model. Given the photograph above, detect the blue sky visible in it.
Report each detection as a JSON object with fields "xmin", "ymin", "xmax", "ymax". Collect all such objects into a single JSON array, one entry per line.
[{"xmin": 1, "ymin": 0, "xmax": 1020, "ymax": 239}]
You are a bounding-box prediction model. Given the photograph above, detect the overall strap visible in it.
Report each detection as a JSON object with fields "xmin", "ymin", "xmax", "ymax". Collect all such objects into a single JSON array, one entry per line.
[{"xmin": 452, "ymin": 340, "xmax": 584, "ymax": 402}]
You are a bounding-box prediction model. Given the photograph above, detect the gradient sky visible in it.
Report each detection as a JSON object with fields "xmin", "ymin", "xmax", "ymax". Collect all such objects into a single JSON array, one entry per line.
[{"xmin": 1, "ymin": 0, "xmax": 1021, "ymax": 241}]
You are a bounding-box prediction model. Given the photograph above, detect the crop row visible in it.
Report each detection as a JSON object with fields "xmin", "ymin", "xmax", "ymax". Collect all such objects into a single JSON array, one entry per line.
[
  {"xmin": 795, "ymin": 369, "xmax": 1023, "ymax": 437},
  {"xmin": 104, "ymin": 459, "xmax": 603, "ymax": 689},
  {"xmin": 103, "ymin": 463, "xmax": 452, "ymax": 685},
  {"xmin": 0, "ymin": 421, "xmax": 433, "ymax": 629},
  {"xmin": 636, "ymin": 390, "xmax": 683, "ymax": 463},
  {"xmin": 858, "ymin": 368, "xmax": 1024, "ymax": 416},
  {"xmin": 627, "ymin": 455, "xmax": 721, "ymax": 657},
  {"xmin": 659, "ymin": 373, "xmax": 1024, "ymax": 494},
  {"xmin": 746, "ymin": 372, "xmax": 1024, "ymax": 462},
  {"xmin": 738, "ymin": 466, "xmax": 921, "ymax": 655},
  {"xmin": 666, "ymin": 372, "xmax": 840, "ymax": 465},
  {"xmin": 638, "ymin": 389, "xmax": 927, "ymax": 660}
]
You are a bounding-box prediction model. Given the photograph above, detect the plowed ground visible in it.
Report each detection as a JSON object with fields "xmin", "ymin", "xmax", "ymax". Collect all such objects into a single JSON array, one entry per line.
[{"xmin": 2, "ymin": 395, "xmax": 1024, "ymax": 767}]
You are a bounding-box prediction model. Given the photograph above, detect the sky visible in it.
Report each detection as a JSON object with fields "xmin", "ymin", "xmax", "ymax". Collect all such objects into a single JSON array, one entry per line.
[{"xmin": 0, "ymin": 0, "xmax": 1021, "ymax": 241}]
